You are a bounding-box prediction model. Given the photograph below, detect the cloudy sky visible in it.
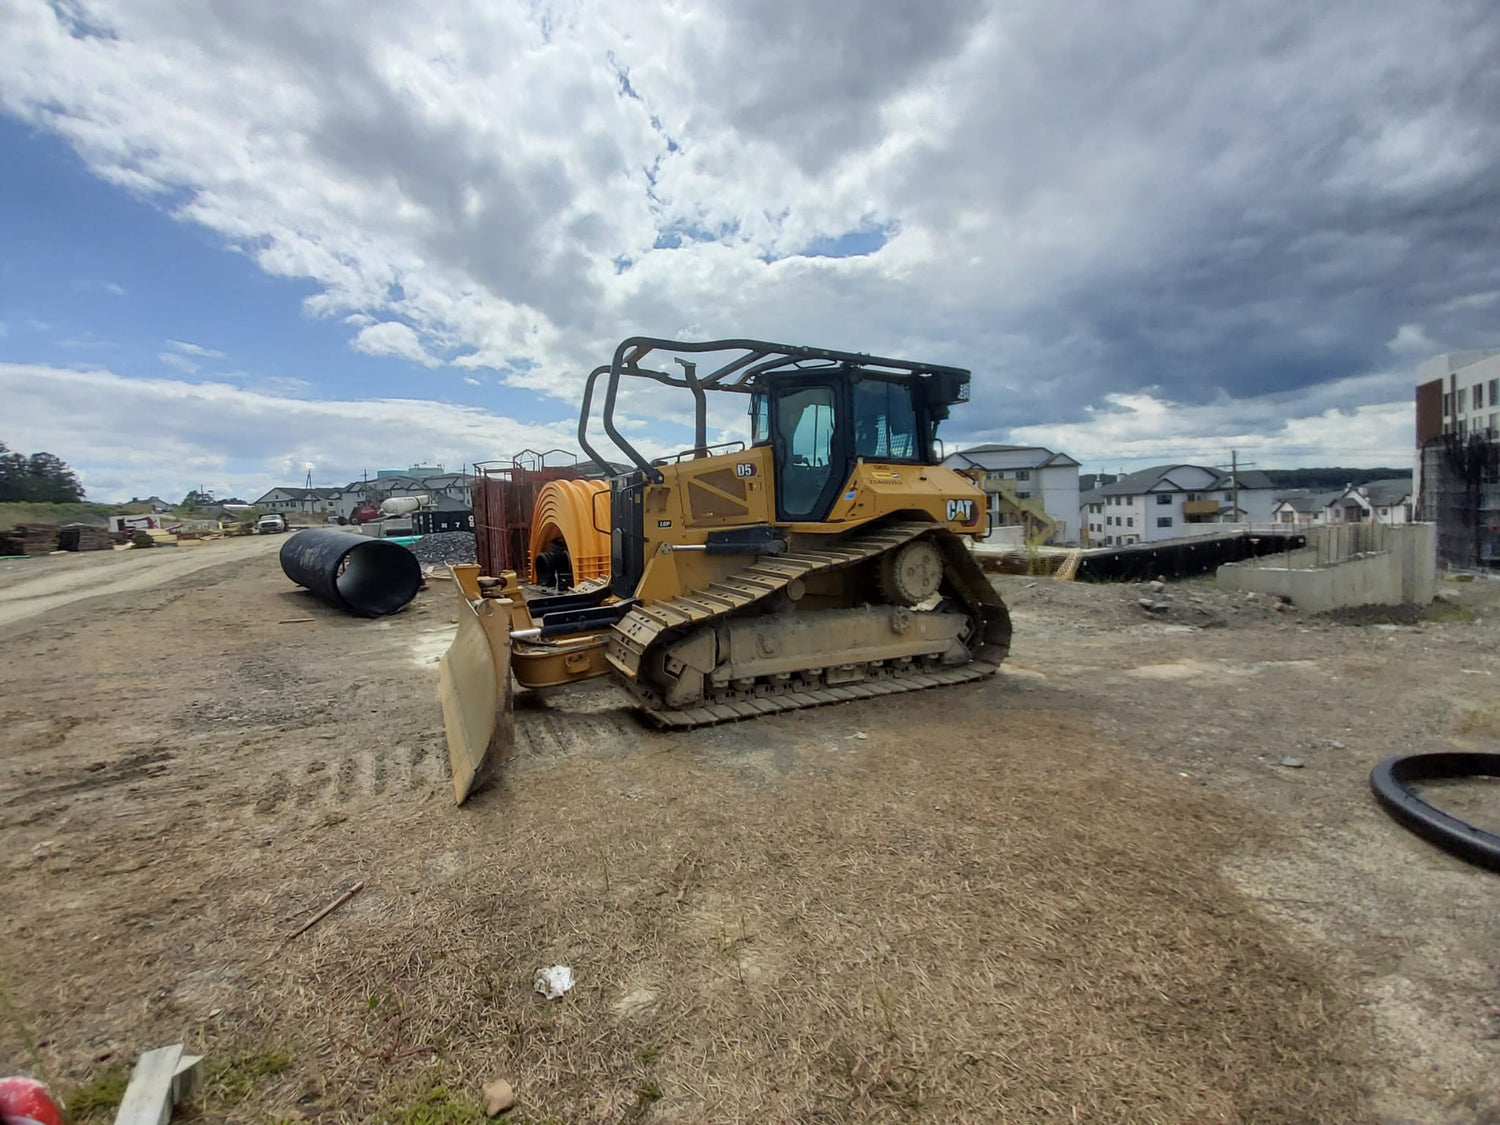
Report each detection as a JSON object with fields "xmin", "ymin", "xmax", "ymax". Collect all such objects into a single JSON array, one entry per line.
[{"xmin": 2, "ymin": 0, "xmax": 1498, "ymax": 502}]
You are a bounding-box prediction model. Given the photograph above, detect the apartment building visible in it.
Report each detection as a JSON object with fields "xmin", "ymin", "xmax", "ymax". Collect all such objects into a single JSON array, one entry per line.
[
  {"xmin": 1080, "ymin": 464, "xmax": 1276, "ymax": 546},
  {"xmin": 942, "ymin": 444, "xmax": 1081, "ymax": 543}
]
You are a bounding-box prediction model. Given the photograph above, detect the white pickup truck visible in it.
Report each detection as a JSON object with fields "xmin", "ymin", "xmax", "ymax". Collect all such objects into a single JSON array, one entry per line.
[{"xmin": 256, "ymin": 513, "xmax": 288, "ymax": 534}]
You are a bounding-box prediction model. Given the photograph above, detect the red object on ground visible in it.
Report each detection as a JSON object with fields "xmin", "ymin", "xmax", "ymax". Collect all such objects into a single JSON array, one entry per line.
[{"xmin": 0, "ymin": 1077, "xmax": 65, "ymax": 1125}]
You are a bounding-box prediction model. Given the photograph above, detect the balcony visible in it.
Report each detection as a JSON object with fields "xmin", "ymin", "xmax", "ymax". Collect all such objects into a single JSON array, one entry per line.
[{"xmin": 1182, "ymin": 499, "xmax": 1220, "ymax": 517}]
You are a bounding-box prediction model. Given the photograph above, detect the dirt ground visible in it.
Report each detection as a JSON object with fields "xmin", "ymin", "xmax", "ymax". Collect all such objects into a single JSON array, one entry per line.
[{"xmin": 1, "ymin": 541, "xmax": 1498, "ymax": 1124}]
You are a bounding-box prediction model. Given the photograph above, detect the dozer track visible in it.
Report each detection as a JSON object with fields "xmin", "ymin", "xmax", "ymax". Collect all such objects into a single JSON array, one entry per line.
[{"xmin": 607, "ymin": 520, "xmax": 1011, "ymax": 728}]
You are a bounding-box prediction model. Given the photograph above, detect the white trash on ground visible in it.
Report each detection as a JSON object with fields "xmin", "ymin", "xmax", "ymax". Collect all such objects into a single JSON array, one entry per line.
[{"xmin": 533, "ymin": 965, "xmax": 575, "ymax": 1000}]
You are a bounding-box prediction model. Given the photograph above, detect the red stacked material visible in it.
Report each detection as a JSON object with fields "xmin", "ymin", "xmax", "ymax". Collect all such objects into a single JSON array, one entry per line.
[{"xmin": 472, "ymin": 456, "xmax": 584, "ymax": 581}]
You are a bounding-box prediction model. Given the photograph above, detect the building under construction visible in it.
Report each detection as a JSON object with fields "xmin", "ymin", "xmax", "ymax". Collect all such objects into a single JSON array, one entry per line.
[
  {"xmin": 1417, "ymin": 435, "xmax": 1500, "ymax": 569},
  {"xmin": 1414, "ymin": 350, "xmax": 1500, "ymax": 568}
]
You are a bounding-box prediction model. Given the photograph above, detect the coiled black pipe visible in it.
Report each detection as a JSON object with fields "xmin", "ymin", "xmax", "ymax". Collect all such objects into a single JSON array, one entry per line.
[
  {"xmin": 1369, "ymin": 752, "xmax": 1500, "ymax": 873},
  {"xmin": 279, "ymin": 529, "xmax": 422, "ymax": 617}
]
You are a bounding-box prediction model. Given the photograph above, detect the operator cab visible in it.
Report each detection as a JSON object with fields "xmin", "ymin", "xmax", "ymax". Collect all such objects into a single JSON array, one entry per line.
[
  {"xmin": 752, "ymin": 371, "xmax": 959, "ymax": 523},
  {"xmin": 579, "ymin": 337, "xmax": 972, "ymax": 598}
]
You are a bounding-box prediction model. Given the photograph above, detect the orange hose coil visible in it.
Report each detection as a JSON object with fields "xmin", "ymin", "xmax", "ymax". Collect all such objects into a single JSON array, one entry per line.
[{"xmin": 528, "ymin": 478, "xmax": 611, "ymax": 584}]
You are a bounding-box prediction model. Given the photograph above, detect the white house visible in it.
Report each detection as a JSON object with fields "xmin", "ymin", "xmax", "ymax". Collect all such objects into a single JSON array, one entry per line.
[
  {"xmin": 1271, "ymin": 491, "xmax": 1339, "ymax": 525},
  {"xmin": 251, "ymin": 487, "xmax": 344, "ymax": 515},
  {"xmin": 942, "ymin": 445, "xmax": 1081, "ymax": 544},
  {"xmin": 1079, "ymin": 464, "xmax": 1277, "ymax": 546},
  {"xmin": 1323, "ymin": 479, "xmax": 1413, "ymax": 525}
]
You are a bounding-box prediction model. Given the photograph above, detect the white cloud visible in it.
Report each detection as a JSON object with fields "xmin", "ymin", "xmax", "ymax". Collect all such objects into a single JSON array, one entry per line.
[
  {"xmin": 105, "ymin": 281, "xmax": 126, "ymax": 296},
  {"xmin": 1011, "ymin": 391, "xmax": 1414, "ymax": 472},
  {"xmin": 351, "ymin": 321, "xmax": 440, "ymax": 368},
  {"xmin": 158, "ymin": 351, "xmax": 199, "ymax": 374},
  {"xmin": 0, "ymin": 362, "xmax": 584, "ymax": 502},
  {"xmin": 463, "ymin": 376, "xmax": 481, "ymax": 386},
  {"xmin": 167, "ymin": 339, "xmax": 225, "ymax": 358}
]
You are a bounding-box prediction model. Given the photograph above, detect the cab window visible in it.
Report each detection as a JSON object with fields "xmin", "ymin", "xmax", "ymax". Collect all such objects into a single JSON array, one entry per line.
[
  {"xmin": 853, "ymin": 378, "xmax": 921, "ymax": 461},
  {"xmin": 774, "ymin": 385, "xmax": 838, "ymax": 520},
  {"xmin": 778, "ymin": 386, "xmax": 835, "ymax": 467},
  {"xmin": 750, "ymin": 393, "xmax": 770, "ymax": 445}
]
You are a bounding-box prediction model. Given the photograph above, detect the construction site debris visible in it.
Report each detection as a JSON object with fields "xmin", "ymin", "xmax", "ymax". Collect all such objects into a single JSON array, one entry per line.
[
  {"xmin": 132, "ymin": 528, "xmax": 179, "ymax": 548},
  {"xmin": 114, "ymin": 1043, "xmax": 193, "ymax": 1125},
  {"xmin": 0, "ymin": 1076, "xmax": 64, "ymax": 1125},
  {"xmin": 1280, "ymin": 756, "xmax": 1306, "ymax": 769},
  {"xmin": 406, "ymin": 530, "xmax": 477, "ymax": 566},
  {"xmin": 281, "ymin": 881, "xmax": 365, "ymax": 944},
  {"xmin": 533, "ymin": 965, "xmax": 574, "ymax": 1000},
  {"xmin": 1370, "ymin": 752, "xmax": 1500, "ymax": 872},
  {"xmin": 480, "ymin": 1078, "xmax": 518, "ymax": 1116}
]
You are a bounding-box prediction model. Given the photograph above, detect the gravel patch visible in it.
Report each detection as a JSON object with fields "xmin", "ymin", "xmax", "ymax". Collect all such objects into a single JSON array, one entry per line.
[{"xmin": 406, "ymin": 530, "xmax": 477, "ymax": 566}]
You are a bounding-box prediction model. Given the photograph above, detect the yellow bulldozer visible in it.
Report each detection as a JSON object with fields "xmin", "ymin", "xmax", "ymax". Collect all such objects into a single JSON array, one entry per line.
[{"xmin": 440, "ymin": 337, "xmax": 1012, "ymax": 802}]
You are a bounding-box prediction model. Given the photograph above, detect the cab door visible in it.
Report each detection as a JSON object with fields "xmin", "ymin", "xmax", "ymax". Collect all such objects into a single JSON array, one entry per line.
[{"xmin": 770, "ymin": 378, "xmax": 848, "ymax": 522}]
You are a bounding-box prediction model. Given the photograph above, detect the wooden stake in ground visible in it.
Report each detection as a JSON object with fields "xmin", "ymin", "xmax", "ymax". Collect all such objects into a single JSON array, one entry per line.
[
  {"xmin": 113, "ymin": 1044, "xmax": 183, "ymax": 1125},
  {"xmin": 282, "ymin": 881, "xmax": 365, "ymax": 944}
]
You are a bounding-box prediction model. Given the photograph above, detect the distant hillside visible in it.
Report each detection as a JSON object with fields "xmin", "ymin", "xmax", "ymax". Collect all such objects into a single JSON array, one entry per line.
[
  {"xmin": 0, "ymin": 501, "xmax": 120, "ymax": 531},
  {"xmin": 1261, "ymin": 468, "xmax": 1410, "ymax": 491}
]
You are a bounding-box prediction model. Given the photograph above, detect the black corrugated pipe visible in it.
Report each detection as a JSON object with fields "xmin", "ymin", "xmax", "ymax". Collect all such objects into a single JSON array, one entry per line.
[{"xmin": 279, "ymin": 529, "xmax": 422, "ymax": 617}]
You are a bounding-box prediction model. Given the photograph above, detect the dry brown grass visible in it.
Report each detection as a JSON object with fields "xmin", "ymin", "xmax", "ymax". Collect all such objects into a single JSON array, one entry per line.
[
  {"xmin": 187, "ymin": 709, "xmax": 1369, "ymax": 1124},
  {"xmin": 0, "ymin": 677, "xmax": 1369, "ymax": 1123}
]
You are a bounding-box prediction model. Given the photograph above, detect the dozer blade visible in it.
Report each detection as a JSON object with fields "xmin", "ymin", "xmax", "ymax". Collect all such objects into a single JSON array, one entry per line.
[{"xmin": 438, "ymin": 566, "xmax": 514, "ymax": 804}]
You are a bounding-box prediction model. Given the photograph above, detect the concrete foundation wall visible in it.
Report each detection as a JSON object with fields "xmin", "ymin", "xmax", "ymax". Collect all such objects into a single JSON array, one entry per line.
[{"xmin": 1216, "ymin": 524, "xmax": 1436, "ymax": 613}]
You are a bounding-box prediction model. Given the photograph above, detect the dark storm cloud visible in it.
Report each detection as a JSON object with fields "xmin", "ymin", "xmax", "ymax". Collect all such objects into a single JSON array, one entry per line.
[
  {"xmin": 684, "ymin": 0, "xmax": 988, "ymax": 174},
  {"xmin": 946, "ymin": 0, "xmax": 1500, "ymax": 423},
  {"xmin": 674, "ymin": 0, "xmax": 1500, "ymax": 430}
]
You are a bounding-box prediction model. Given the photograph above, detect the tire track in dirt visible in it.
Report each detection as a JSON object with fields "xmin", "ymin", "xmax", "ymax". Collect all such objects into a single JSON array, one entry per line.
[{"xmin": 249, "ymin": 735, "xmax": 450, "ymax": 814}]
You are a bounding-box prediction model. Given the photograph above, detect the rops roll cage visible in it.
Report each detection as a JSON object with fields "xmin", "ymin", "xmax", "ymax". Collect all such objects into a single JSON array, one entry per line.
[{"xmin": 577, "ymin": 336, "xmax": 972, "ymax": 484}]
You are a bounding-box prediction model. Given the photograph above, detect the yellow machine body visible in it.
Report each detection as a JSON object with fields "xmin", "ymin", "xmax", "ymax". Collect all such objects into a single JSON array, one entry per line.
[{"xmin": 439, "ymin": 337, "xmax": 1011, "ymax": 803}]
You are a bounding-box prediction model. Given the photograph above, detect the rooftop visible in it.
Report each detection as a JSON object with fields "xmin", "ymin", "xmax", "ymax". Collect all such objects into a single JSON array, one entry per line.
[
  {"xmin": 1082, "ymin": 464, "xmax": 1274, "ymax": 500},
  {"xmin": 947, "ymin": 444, "xmax": 1081, "ymax": 470}
]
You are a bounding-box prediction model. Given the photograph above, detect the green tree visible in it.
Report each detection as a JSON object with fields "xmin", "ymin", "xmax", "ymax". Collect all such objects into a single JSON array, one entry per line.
[
  {"xmin": 0, "ymin": 443, "xmax": 86, "ymax": 502},
  {"xmin": 0, "ymin": 443, "xmax": 26, "ymax": 501}
]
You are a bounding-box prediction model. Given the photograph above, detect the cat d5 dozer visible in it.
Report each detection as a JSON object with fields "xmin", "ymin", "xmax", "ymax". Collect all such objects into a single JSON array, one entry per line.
[{"xmin": 440, "ymin": 337, "xmax": 1012, "ymax": 802}]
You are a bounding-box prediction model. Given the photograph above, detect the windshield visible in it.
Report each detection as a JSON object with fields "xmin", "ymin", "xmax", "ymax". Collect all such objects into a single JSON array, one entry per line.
[{"xmin": 852, "ymin": 378, "xmax": 922, "ymax": 461}]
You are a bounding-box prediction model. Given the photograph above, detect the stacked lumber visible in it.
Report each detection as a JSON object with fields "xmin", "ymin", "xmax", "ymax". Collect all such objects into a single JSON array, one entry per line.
[
  {"xmin": 12, "ymin": 523, "xmax": 60, "ymax": 556},
  {"xmin": 0, "ymin": 531, "xmax": 22, "ymax": 556},
  {"xmin": 57, "ymin": 524, "xmax": 114, "ymax": 552}
]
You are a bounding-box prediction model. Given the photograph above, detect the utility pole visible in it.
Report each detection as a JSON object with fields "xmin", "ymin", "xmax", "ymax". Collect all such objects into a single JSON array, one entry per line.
[
  {"xmin": 1231, "ymin": 450, "xmax": 1239, "ymax": 525},
  {"xmin": 1213, "ymin": 450, "xmax": 1257, "ymax": 525}
]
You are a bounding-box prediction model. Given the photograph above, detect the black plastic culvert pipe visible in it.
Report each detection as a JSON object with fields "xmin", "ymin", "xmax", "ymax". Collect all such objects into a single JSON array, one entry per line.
[
  {"xmin": 279, "ymin": 529, "xmax": 422, "ymax": 617},
  {"xmin": 1369, "ymin": 752, "xmax": 1500, "ymax": 873}
]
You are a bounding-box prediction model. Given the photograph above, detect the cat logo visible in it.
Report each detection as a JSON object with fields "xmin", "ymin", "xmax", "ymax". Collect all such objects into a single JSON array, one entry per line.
[
  {"xmin": 657, "ymin": 519, "xmax": 673, "ymax": 528},
  {"xmin": 735, "ymin": 462, "xmax": 757, "ymax": 478},
  {"xmin": 946, "ymin": 498, "xmax": 977, "ymax": 525}
]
